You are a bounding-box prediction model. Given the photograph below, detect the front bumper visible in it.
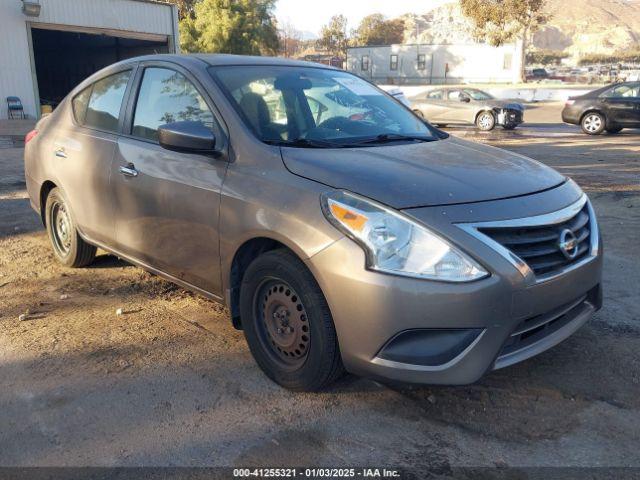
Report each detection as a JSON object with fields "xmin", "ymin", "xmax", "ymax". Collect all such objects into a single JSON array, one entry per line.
[
  {"xmin": 496, "ymin": 108, "xmax": 524, "ymax": 126},
  {"xmin": 306, "ymin": 182, "xmax": 603, "ymax": 385}
]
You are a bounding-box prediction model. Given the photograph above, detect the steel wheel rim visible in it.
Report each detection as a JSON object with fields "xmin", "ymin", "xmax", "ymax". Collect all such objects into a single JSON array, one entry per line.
[
  {"xmin": 50, "ymin": 200, "xmax": 72, "ymax": 256},
  {"xmin": 254, "ymin": 279, "xmax": 310, "ymax": 369},
  {"xmin": 478, "ymin": 113, "xmax": 493, "ymax": 129},
  {"xmin": 584, "ymin": 114, "xmax": 602, "ymax": 132}
]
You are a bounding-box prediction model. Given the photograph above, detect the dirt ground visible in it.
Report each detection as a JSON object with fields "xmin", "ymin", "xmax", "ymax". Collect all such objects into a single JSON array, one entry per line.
[{"xmin": 0, "ymin": 105, "xmax": 639, "ymax": 470}]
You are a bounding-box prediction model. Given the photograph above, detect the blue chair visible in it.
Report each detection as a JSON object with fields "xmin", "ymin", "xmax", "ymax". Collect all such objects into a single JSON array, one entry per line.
[{"xmin": 7, "ymin": 96, "xmax": 25, "ymax": 119}]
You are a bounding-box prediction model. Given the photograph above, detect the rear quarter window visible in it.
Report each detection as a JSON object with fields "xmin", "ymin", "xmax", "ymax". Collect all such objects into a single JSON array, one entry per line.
[{"xmin": 72, "ymin": 86, "xmax": 91, "ymax": 125}]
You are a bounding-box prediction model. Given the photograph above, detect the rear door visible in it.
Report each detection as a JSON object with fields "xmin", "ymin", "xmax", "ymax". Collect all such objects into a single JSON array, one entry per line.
[
  {"xmin": 55, "ymin": 68, "xmax": 134, "ymax": 244},
  {"xmin": 415, "ymin": 89, "xmax": 448, "ymax": 122},
  {"xmin": 601, "ymin": 83, "xmax": 640, "ymax": 125},
  {"xmin": 111, "ymin": 62, "xmax": 229, "ymax": 295}
]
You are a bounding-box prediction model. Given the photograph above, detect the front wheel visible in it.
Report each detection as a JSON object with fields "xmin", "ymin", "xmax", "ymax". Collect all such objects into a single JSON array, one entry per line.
[
  {"xmin": 45, "ymin": 188, "xmax": 96, "ymax": 267},
  {"xmin": 476, "ymin": 111, "xmax": 495, "ymax": 131},
  {"xmin": 581, "ymin": 112, "xmax": 605, "ymax": 135},
  {"xmin": 239, "ymin": 250, "xmax": 344, "ymax": 391}
]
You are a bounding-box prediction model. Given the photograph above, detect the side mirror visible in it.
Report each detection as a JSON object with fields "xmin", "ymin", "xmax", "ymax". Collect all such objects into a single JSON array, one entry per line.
[
  {"xmin": 459, "ymin": 95, "xmax": 471, "ymax": 103},
  {"xmin": 158, "ymin": 121, "xmax": 217, "ymax": 154}
]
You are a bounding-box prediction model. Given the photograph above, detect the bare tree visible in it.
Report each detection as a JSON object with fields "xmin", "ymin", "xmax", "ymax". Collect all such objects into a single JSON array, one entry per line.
[{"xmin": 279, "ymin": 19, "xmax": 302, "ymax": 58}]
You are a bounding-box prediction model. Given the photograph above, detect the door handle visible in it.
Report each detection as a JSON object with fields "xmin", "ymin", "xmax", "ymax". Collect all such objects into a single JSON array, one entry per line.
[
  {"xmin": 119, "ymin": 164, "xmax": 138, "ymax": 177},
  {"xmin": 54, "ymin": 148, "xmax": 67, "ymax": 158}
]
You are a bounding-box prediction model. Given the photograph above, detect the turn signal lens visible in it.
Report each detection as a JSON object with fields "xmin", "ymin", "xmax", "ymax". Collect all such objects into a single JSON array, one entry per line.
[
  {"xmin": 328, "ymin": 202, "xmax": 368, "ymax": 232},
  {"xmin": 321, "ymin": 190, "xmax": 488, "ymax": 282},
  {"xmin": 25, "ymin": 130, "xmax": 38, "ymax": 144}
]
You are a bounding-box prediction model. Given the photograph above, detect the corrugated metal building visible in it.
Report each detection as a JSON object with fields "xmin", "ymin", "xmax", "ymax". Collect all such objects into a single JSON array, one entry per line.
[
  {"xmin": 347, "ymin": 43, "xmax": 523, "ymax": 85},
  {"xmin": 0, "ymin": 0, "xmax": 179, "ymax": 119}
]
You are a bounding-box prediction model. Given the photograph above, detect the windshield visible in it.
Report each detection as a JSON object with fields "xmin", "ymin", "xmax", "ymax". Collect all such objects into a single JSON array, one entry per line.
[
  {"xmin": 463, "ymin": 89, "xmax": 494, "ymax": 101},
  {"xmin": 210, "ymin": 66, "xmax": 437, "ymax": 147}
]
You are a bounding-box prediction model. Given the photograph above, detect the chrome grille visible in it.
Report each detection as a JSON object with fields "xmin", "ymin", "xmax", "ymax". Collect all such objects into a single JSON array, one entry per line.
[{"xmin": 479, "ymin": 203, "xmax": 591, "ymax": 278}]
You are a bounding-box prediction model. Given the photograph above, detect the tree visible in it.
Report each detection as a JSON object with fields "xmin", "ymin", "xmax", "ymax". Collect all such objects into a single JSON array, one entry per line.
[
  {"xmin": 279, "ymin": 19, "xmax": 302, "ymax": 58},
  {"xmin": 318, "ymin": 15, "xmax": 348, "ymax": 58},
  {"xmin": 460, "ymin": 0, "xmax": 550, "ymax": 82},
  {"xmin": 172, "ymin": 0, "xmax": 198, "ymax": 20},
  {"xmin": 354, "ymin": 14, "xmax": 405, "ymax": 46},
  {"xmin": 179, "ymin": 0, "xmax": 279, "ymax": 55}
]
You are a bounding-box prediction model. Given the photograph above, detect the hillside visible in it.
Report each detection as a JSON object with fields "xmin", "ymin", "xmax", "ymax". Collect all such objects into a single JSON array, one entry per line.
[
  {"xmin": 399, "ymin": 0, "xmax": 640, "ymax": 60},
  {"xmin": 535, "ymin": 0, "xmax": 640, "ymax": 57}
]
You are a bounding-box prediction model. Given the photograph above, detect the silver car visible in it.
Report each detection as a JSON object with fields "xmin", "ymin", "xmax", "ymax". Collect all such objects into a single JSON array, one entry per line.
[
  {"xmin": 24, "ymin": 55, "xmax": 601, "ymax": 391},
  {"xmin": 411, "ymin": 88, "xmax": 525, "ymax": 131}
]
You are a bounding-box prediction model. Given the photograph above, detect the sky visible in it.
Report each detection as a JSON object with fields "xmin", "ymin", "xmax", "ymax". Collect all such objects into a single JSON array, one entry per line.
[{"xmin": 275, "ymin": 0, "xmax": 452, "ymax": 38}]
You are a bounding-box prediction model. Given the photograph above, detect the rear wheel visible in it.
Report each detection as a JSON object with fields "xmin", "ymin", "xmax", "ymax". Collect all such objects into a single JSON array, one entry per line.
[
  {"xmin": 45, "ymin": 188, "xmax": 96, "ymax": 267},
  {"xmin": 476, "ymin": 111, "xmax": 495, "ymax": 131},
  {"xmin": 239, "ymin": 249, "xmax": 344, "ymax": 391},
  {"xmin": 581, "ymin": 112, "xmax": 605, "ymax": 135},
  {"xmin": 606, "ymin": 126, "xmax": 623, "ymax": 134}
]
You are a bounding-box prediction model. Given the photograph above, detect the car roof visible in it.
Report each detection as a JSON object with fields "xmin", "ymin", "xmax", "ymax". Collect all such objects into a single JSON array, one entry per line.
[{"xmin": 118, "ymin": 53, "xmax": 338, "ymax": 70}]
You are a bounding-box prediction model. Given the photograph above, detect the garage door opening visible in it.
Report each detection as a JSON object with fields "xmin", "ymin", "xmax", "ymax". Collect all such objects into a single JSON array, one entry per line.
[{"xmin": 31, "ymin": 27, "xmax": 170, "ymax": 110}]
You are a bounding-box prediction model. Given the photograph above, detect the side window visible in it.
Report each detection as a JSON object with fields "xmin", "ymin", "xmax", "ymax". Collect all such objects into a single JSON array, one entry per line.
[
  {"xmin": 132, "ymin": 67, "xmax": 214, "ymax": 142},
  {"xmin": 84, "ymin": 70, "xmax": 131, "ymax": 132},
  {"xmin": 390, "ymin": 54, "xmax": 399, "ymax": 71},
  {"xmin": 72, "ymin": 86, "xmax": 92, "ymax": 124},
  {"xmin": 361, "ymin": 55, "xmax": 370, "ymax": 71},
  {"xmin": 447, "ymin": 90, "xmax": 462, "ymax": 100},
  {"xmin": 503, "ymin": 52, "xmax": 513, "ymax": 70},
  {"xmin": 427, "ymin": 90, "xmax": 443, "ymax": 100},
  {"xmin": 417, "ymin": 54, "xmax": 426, "ymax": 71},
  {"xmin": 602, "ymin": 84, "xmax": 640, "ymax": 98}
]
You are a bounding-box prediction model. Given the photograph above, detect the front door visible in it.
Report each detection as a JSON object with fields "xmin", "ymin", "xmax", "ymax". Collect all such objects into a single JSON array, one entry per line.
[
  {"xmin": 111, "ymin": 65, "xmax": 228, "ymax": 295},
  {"xmin": 441, "ymin": 89, "xmax": 472, "ymax": 123},
  {"xmin": 601, "ymin": 83, "xmax": 640, "ymax": 125}
]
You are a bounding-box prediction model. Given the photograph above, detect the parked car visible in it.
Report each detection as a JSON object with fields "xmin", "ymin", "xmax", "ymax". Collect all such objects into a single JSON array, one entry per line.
[
  {"xmin": 562, "ymin": 81, "xmax": 640, "ymax": 134},
  {"xmin": 526, "ymin": 68, "xmax": 549, "ymax": 81},
  {"xmin": 410, "ymin": 88, "xmax": 525, "ymax": 131},
  {"xmin": 24, "ymin": 55, "xmax": 602, "ymax": 391}
]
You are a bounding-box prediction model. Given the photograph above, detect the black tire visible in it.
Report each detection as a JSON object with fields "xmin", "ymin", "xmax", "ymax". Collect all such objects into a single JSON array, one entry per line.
[
  {"xmin": 475, "ymin": 111, "xmax": 495, "ymax": 131},
  {"xmin": 606, "ymin": 126, "xmax": 623, "ymax": 134},
  {"xmin": 239, "ymin": 249, "xmax": 344, "ymax": 391},
  {"xmin": 581, "ymin": 112, "xmax": 605, "ymax": 135},
  {"xmin": 45, "ymin": 187, "xmax": 96, "ymax": 268}
]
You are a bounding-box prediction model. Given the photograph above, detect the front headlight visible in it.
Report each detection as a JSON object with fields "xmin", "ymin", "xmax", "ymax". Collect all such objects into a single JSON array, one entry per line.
[{"xmin": 321, "ymin": 191, "xmax": 488, "ymax": 282}]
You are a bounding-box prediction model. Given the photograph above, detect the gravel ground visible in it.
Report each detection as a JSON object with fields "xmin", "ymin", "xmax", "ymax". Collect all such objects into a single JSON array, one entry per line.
[{"xmin": 0, "ymin": 105, "xmax": 639, "ymax": 472}]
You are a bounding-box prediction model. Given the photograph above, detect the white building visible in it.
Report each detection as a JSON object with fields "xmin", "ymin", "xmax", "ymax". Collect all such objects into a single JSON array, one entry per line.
[
  {"xmin": 0, "ymin": 0, "xmax": 179, "ymax": 119},
  {"xmin": 347, "ymin": 43, "xmax": 523, "ymax": 85}
]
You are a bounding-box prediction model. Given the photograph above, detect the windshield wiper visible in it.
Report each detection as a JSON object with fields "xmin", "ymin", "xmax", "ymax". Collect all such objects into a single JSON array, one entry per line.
[
  {"xmin": 349, "ymin": 133, "xmax": 436, "ymax": 145},
  {"xmin": 265, "ymin": 138, "xmax": 344, "ymax": 149}
]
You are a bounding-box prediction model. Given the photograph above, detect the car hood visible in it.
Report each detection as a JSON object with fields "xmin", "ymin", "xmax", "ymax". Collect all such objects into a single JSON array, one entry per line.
[{"xmin": 281, "ymin": 136, "xmax": 565, "ymax": 209}]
